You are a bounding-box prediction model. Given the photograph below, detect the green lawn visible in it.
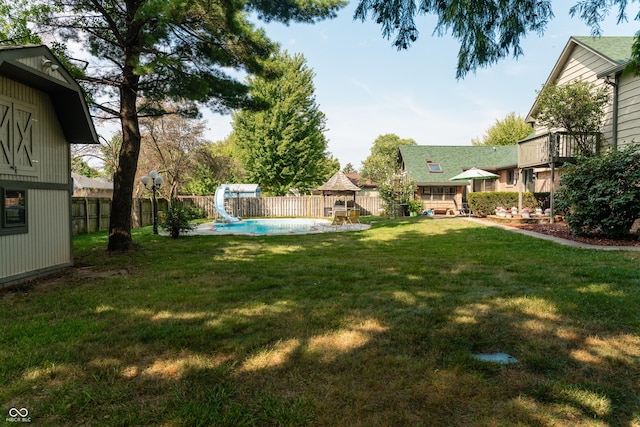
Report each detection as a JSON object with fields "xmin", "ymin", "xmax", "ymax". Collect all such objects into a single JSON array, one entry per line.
[{"xmin": 1, "ymin": 217, "xmax": 639, "ymax": 426}]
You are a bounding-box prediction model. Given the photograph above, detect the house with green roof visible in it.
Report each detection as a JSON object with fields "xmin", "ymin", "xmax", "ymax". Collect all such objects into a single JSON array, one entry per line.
[
  {"xmin": 518, "ymin": 36, "xmax": 637, "ymax": 194},
  {"xmin": 398, "ymin": 145, "xmax": 517, "ymax": 214}
]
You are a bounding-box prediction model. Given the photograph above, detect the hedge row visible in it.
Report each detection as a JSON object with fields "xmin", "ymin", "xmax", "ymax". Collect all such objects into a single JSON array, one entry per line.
[{"xmin": 467, "ymin": 192, "xmax": 548, "ymax": 216}]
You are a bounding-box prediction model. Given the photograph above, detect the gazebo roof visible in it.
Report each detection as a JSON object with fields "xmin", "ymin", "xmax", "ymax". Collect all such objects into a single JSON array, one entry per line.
[{"xmin": 318, "ymin": 171, "xmax": 361, "ymax": 192}]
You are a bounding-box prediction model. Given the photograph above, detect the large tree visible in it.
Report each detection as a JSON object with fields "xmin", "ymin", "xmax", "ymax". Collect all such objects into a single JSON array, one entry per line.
[
  {"xmin": 183, "ymin": 136, "xmax": 247, "ymax": 196},
  {"xmin": 3, "ymin": 0, "xmax": 345, "ymax": 250},
  {"xmin": 354, "ymin": 0, "xmax": 637, "ymax": 78},
  {"xmin": 360, "ymin": 133, "xmax": 416, "ymax": 186},
  {"xmin": 138, "ymin": 110, "xmax": 207, "ymax": 199},
  {"xmin": 232, "ymin": 51, "xmax": 335, "ymax": 195},
  {"xmin": 472, "ymin": 112, "xmax": 532, "ymax": 146}
]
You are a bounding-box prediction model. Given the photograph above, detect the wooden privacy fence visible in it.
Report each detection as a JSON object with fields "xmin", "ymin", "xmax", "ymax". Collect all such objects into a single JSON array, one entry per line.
[
  {"xmin": 71, "ymin": 195, "xmax": 384, "ymax": 234},
  {"xmin": 178, "ymin": 195, "xmax": 385, "ymax": 219},
  {"xmin": 71, "ymin": 197, "xmax": 169, "ymax": 235}
]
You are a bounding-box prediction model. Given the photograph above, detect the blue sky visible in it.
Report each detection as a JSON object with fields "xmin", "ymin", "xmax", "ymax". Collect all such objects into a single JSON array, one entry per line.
[{"xmin": 201, "ymin": 3, "xmax": 639, "ymax": 170}]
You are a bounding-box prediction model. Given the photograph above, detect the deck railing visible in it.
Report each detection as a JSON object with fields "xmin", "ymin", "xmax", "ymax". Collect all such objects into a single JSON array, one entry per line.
[{"xmin": 518, "ymin": 132, "xmax": 602, "ymax": 168}]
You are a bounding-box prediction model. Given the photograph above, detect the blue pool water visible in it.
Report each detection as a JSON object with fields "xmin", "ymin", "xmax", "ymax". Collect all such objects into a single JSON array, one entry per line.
[{"xmin": 198, "ymin": 218, "xmax": 332, "ymax": 235}]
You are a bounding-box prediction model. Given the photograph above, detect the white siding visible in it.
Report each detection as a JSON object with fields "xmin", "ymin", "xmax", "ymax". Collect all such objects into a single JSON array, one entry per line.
[
  {"xmin": 615, "ymin": 74, "xmax": 640, "ymax": 148},
  {"xmin": 540, "ymin": 45, "xmax": 620, "ymax": 148}
]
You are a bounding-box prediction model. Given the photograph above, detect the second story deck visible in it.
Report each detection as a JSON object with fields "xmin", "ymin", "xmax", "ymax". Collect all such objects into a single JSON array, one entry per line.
[{"xmin": 518, "ymin": 132, "xmax": 602, "ymax": 168}]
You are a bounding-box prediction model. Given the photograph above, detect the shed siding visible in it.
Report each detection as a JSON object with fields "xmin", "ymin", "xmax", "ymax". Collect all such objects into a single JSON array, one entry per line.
[
  {"xmin": 0, "ymin": 76, "xmax": 69, "ymax": 184},
  {"xmin": 17, "ymin": 56, "xmax": 67, "ymax": 85},
  {"xmin": 1, "ymin": 189, "xmax": 71, "ymax": 281},
  {"xmin": 0, "ymin": 75, "xmax": 72, "ymax": 285}
]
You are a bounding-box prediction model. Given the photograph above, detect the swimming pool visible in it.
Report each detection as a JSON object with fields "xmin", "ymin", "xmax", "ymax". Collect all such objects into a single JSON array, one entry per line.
[{"xmin": 194, "ymin": 218, "xmax": 331, "ymax": 235}]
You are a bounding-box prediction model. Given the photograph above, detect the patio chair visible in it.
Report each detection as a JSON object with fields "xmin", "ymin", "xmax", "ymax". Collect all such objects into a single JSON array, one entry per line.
[
  {"xmin": 454, "ymin": 199, "xmax": 471, "ymax": 216},
  {"xmin": 332, "ymin": 208, "xmax": 348, "ymax": 225},
  {"xmin": 347, "ymin": 208, "xmax": 361, "ymax": 224}
]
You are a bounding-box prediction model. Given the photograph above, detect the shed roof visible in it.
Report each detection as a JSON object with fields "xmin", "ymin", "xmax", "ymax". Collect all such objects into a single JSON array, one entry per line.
[
  {"xmin": 0, "ymin": 45, "xmax": 98, "ymax": 144},
  {"xmin": 398, "ymin": 145, "xmax": 517, "ymax": 185}
]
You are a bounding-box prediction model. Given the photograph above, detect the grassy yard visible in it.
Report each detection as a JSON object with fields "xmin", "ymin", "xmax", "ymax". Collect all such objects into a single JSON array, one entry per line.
[{"xmin": 1, "ymin": 217, "xmax": 639, "ymax": 426}]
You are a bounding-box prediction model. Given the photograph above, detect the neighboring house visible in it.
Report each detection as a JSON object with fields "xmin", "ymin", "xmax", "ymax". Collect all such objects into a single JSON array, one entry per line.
[
  {"xmin": 398, "ymin": 145, "xmax": 518, "ymax": 213},
  {"xmin": 1, "ymin": 45, "xmax": 98, "ymax": 287},
  {"xmin": 72, "ymin": 173, "xmax": 114, "ymax": 198},
  {"xmin": 518, "ymin": 36, "xmax": 637, "ymax": 193},
  {"xmin": 345, "ymin": 173, "xmax": 378, "ymax": 197}
]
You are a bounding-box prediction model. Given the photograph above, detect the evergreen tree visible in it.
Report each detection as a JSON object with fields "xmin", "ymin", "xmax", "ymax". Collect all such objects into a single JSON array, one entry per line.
[
  {"xmin": 342, "ymin": 163, "xmax": 358, "ymax": 174},
  {"xmin": 233, "ymin": 51, "xmax": 333, "ymax": 195},
  {"xmin": 184, "ymin": 136, "xmax": 246, "ymax": 195},
  {"xmin": 1, "ymin": 0, "xmax": 345, "ymax": 250}
]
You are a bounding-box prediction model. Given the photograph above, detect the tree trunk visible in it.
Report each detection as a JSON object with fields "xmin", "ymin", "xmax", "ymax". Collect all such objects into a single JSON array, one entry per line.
[{"xmin": 108, "ymin": 76, "xmax": 141, "ymax": 251}]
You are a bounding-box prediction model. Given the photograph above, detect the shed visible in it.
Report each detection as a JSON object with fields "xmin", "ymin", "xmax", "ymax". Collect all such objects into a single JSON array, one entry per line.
[{"xmin": 1, "ymin": 45, "xmax": 98, "ymax": 287}]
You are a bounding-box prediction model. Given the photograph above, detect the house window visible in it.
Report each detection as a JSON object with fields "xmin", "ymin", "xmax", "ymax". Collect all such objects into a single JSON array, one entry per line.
[
  {"xmin": 474, "ymin": 179, "xmax": 496, "ymax": 192},
  {"xmin": 1, "ymin": 188, "xmax": 27, "ymax": 233},
  {"xmin": 507, "ymin": 169, "xmax": 518, "ymax": 185},
  {"xmin": 421, "ymin": 186, "xmax": 456, "ymax": 201}
]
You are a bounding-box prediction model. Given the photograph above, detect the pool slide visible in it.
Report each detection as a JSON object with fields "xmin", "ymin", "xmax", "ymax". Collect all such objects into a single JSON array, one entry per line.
[{"xmin": 214, "ymin": 185, "xmax": 240, "ymax": 222}]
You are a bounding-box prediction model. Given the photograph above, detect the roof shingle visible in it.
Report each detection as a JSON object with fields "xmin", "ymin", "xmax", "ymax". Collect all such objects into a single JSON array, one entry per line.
[{"xmin": 399, "ymin": 145, "xmax": 517, "ymax": 184}]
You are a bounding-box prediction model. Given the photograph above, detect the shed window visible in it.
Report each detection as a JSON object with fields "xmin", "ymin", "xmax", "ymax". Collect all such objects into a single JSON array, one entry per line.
[{"xmin": 1, "ymin": 188, "xmax": 27, "ymax": 233}]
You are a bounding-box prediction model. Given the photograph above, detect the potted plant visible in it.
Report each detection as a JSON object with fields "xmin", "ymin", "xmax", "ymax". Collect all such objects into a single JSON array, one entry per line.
[
  {"xmin": 496, "ymin": 207, "xmax": 506, "ymax": 217},
  {"xmin": 544, "ymin": 208, "xmax": 551, "ymax": 217},
  {"xmin": 522, "ymin": 207, "xmax": 531, "ymax": 219}
]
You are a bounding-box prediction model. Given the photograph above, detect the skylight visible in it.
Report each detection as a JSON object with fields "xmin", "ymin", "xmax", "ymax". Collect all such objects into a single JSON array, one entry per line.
[{"xmin": 427, "ymin": 163, "xmax": 442, "ymax": 173}]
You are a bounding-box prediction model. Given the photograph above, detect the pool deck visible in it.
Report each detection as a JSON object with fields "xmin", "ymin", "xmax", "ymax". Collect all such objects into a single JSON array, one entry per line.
[{"xmin": 177, "ymin": 219, "xmax": 371, "ymax": 236}]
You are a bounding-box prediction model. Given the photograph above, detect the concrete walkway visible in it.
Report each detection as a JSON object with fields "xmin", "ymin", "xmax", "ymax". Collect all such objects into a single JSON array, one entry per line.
[{"xmin": 464, "ymin": 217, "xmax": 640, "ymax": 251}]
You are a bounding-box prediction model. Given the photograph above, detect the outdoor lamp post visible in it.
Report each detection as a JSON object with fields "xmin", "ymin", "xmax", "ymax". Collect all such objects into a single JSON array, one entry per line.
[{"xmin": 140, "ymin": 170, "xmax": 164, "ymax": 234}]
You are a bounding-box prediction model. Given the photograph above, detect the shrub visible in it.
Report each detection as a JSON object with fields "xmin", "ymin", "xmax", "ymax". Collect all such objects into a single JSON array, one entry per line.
[
  {"xmin": 468, "ymin": 192, "xmax": 538, "ymax": 216},
  {"xmin": 556, "ymin": 143, "xmax": 640, "ymax": 238},
  {"xmin": 408, "ymin": 199, "xmax": 424, "ymax": 214},
  {"xmin": 160, "ymin": 202, "xmax": 197, "ymax": 238}
]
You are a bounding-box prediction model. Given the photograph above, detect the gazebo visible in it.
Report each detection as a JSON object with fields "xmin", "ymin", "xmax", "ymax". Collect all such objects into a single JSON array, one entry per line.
[{"xmin": 318, "ymin": 171, "xmax": 361, "ymax": 215}]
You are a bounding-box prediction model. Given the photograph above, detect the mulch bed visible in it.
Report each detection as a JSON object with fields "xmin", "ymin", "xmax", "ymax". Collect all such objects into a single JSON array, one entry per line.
[{"xmin": 510, "ymin": 222, "xmax": 640, "ymax": 247}]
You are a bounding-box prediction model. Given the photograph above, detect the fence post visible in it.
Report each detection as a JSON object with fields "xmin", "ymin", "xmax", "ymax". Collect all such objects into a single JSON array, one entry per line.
[{"xmin": 84, "ymin": 198, "xmax": 90, "ymax": 233}]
